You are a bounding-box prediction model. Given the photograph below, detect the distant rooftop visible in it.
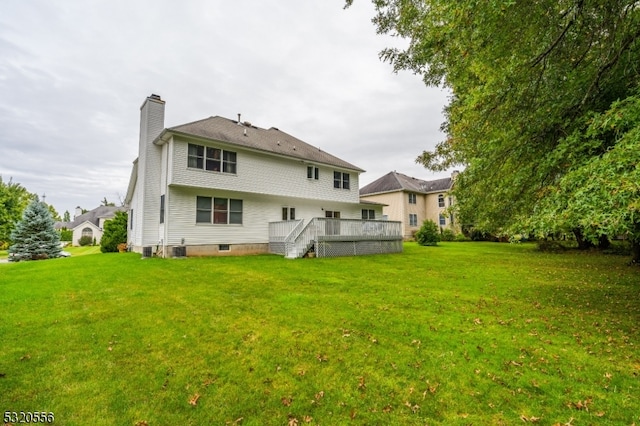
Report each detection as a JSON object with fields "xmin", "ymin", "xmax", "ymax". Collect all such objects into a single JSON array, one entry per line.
[{"xmin": 360, "ymin": 171, "xmax": 454, "ymax": 196}]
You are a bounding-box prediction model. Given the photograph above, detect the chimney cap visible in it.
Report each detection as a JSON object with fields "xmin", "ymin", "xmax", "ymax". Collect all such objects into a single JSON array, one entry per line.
[{"xmin": 149, "ymin": 94, "xmax": 162, "ymax": 100}]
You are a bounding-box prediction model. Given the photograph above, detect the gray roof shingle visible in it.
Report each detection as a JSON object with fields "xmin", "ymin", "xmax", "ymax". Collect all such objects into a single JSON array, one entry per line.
[
  {"xmin": 360, "ymin": 171, "xmax": 452, "ymax": 196},
  {"xmin": 62, "ymin": 205, "xmax": 126, "ymax": 229},
  {"xmin": 157, "ymin": 116, "xmax": 364, "ymax": 172}
]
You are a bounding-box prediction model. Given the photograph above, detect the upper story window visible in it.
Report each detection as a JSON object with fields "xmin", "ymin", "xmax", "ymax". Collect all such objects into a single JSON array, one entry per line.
[
  {"xmin": 188, "ymin": 143, "xmax": 237, "ymax": 174},
  {"xmin": 334, "ymin": 171, "xmax": 350, "ymax": 190},
  {"xmin": 438, "ymin": 194, "xmax": 445, "ymax": 208},
  {"xmin": 307, "ymin": 165, "xmax": 319, "ymax": 180},
  {"xmin": 408, "ymin": 193, "xmax": 417, "ymax": 204}
]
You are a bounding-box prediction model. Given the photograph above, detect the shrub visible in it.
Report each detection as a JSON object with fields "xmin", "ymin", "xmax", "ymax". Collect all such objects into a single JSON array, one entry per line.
[
  {"xmin": 78, "ymin": 235, "xmax": 93, "ymax": 246},
  {"xmin": 454, "ymin": 233, "xmax": 470, "ymax": 242},
  {"xmin": 415, "ymin": 220, "xmax": 441, "ymax": 246},
  {"xmin": 59, "ymin": 228, "xmax": 72, "ymax": 241},
  {"xmin": 100, "ymin": 211, "xmax": 128, "ymax": 253},
  {"xmin": 441, "ymin": 228, "xmax": 456, "ymax": 241}
]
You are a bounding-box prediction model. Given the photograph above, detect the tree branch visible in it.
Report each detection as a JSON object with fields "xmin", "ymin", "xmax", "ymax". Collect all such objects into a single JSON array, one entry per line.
[{"xmin": 531, "ymin": 0, "xmax": 584, "ymax": 67}]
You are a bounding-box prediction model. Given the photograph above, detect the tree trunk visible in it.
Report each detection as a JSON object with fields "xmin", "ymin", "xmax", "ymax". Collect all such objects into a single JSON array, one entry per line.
[
  {"xmin": 597, "ymin": 235, "xmax": 611, "ymax": 250},
  {"xmin": 573, "ymin": 228, "xmax": 594, "ymax": 250},
  {"xmin": 631, "ymin": 239, "xmax": 640, "ymax": 265}
]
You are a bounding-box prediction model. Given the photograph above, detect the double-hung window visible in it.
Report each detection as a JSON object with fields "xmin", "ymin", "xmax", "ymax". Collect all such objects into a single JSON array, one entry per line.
[
  {"xmin": 439, "ymin": 214, "xmax": 447, "ymax": 226},
  {"xmin": 438, "ymin": 194, "xmax": 445, "ymax": 208},
  {"xmin": 188, "ymin": 143, "xmax": 237, "ymax": 174},
  {"xmin": 409, "ymin": 214, "xmax": 418, "ymax": 227},
  {"xmin": 307, "ymin": 165, "xmax": 319, "ymax": 180},
  {"xmin": 333, "ymin": 171, "xmax": 350, "ymax": 189},
  {"xmin": 408, "ymin": 193, "xmax": 417, "ymax": 204},
  {"xmin": 362, "ymin": 209, "xmax": 375, "ymax": 220},
  {"xmin": 196, "ymin": 196, "xmax": 243, "ymax": 224},
  {"xmin": 282, "ymin": 207, "xmax": 296, "ymax": 221}
]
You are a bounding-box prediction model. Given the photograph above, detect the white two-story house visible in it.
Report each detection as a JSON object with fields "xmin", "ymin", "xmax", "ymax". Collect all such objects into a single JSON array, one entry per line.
[{"xmin": 125, "ymin": 94, "xmax": 397, "ymax": 257}]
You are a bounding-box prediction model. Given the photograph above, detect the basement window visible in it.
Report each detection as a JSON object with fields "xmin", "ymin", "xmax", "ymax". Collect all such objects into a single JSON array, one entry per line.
[{"xmin": 219, "ymin": 244, "xmax": 230, "ymax": 251}]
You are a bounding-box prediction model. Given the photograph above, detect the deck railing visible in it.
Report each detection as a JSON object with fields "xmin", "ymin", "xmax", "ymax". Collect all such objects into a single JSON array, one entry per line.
[
  {"xmin": 268, "ymin": 220, "xmax": 303, "ymax": 255},
  {"xmin": 269, "ymin": 218, "xmax": 403, "ymax": 258}
]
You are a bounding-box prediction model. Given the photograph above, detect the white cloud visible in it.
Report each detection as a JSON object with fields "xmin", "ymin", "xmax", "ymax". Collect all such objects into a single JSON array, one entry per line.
[{"xmin": 0, "ymin": 0, "xmax": 451, "ymax": 216}]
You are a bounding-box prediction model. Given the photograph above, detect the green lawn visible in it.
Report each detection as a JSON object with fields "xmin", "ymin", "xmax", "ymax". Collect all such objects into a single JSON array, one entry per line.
[{"xmin": 1, "ymin": 243, "xmax": 638, "ymax": 425}]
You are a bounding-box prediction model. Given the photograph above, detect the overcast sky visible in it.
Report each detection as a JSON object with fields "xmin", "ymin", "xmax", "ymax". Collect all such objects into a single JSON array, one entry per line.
[{"xmin": 0, "ymin": 0, "xmax": 450, "ymax": 217}]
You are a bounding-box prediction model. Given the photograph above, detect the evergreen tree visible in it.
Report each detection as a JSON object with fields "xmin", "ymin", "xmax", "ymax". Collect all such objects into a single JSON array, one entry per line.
[
  {"xmin": 100, "ymin": 211, "xmax": 128, "ymax": 253},
  {"xmin": 63, "ymin": 210, "xmax": 71, "ymax": 222},
  {"xmin": 9, "ymin": 199, "xmax": 61, "ymax": 261}
]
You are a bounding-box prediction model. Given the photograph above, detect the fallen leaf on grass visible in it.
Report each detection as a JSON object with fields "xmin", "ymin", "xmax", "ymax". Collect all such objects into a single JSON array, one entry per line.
[
  {"xmin": 302, "ymin": 415, "xmax": 313, "ymax": 423},
  {"xmin": 134, "ymin": 421, "xmax": 148, "ymax": 426},
  {"xmin": 520, "ymin": 415, "xmax": 541, "ymax": 422},
  {"xmin": 287, "ymin": 416, "xmax": 298, "ymax": 426},
  {"xmin": 281, "ymin": 396, "xmax": 293, "ymax": 407},
  {"xmin": 189, "ymin": 393, "xmax": 200, "ymax": 406},
  {"xmin": 568, "ymin": 399, "xmax": 592, "ymax": 411},
  {"xmin": 382, "ymin": 405, "xmax": 393, "ymax": 413},
  {"xmin": 358, "ymin": 376, "xmax": 366, "ymax": 391},
  {"xmin": 316, "ymin": 354, "xmax": 328, "ymax": 362},
  {"xmin": 404, "ymin": 401, "xmax": 420, "ymax": 413}
]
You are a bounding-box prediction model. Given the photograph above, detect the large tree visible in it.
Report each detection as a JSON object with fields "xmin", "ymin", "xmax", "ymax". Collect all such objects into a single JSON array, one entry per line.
[
  {"xmin": 9, "ymin": 199, "xmax": 61, "ymax": 261},
  {"xmin": 348, "ymin": 0, "xmax": 640, "ymax": 260},
  {"xmin": 0, "ymin": 176, "xmax": 36, "ymax": 248}
]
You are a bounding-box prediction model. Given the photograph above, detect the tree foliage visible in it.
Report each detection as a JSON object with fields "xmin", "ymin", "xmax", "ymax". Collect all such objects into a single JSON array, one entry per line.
[
  {"xmin": 100, "ymin": 211, "xmax": 128, "ymax": 253},
  {"xmin": 9, "ymin": 199, "xmax": 61, "ymax": 261},
  {"xmin": 0, "ymin": 176, "xmax": 36, "ymax": 249},
  {"xmin": 349, "ymin": 0, "xmax": 640, "ymax": 260}
]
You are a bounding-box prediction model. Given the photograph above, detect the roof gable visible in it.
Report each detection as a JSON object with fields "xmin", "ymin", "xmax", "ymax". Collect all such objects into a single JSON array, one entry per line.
[
  {"xmin": 70, "ymin": 205, "xmax": 126, "ymax": 229},
  {"xmin": 160, "ymin": 116, "xmax": 364, "ymax": 172},
  {"xmin": 360, "ymin": 171, "xmax": 452, "ymax": 196}
]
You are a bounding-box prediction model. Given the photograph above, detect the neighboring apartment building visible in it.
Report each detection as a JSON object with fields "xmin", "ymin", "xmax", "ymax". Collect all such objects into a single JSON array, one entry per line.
[
  {"xmin": 125, "ymin": 94, "xmax": 387, "ymax": 257},
  {"xmin": 360, "ymin": 171, "xmax": 458, "ymax": 240}
]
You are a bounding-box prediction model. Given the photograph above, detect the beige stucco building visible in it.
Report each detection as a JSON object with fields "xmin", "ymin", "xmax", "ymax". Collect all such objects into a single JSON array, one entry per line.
[{"xmin": 360, "ymin": 171, "xmax": 458, "ymax": 240}]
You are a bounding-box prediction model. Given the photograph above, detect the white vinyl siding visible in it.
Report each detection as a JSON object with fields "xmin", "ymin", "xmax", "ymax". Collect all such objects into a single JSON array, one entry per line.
[
  {"xmin": 171, "ymin": 138, "xmax": 359, "ymax": 204},
  {"xmin": 163, "ymin": 188, "xmax": 367, "ymax": 246}
]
